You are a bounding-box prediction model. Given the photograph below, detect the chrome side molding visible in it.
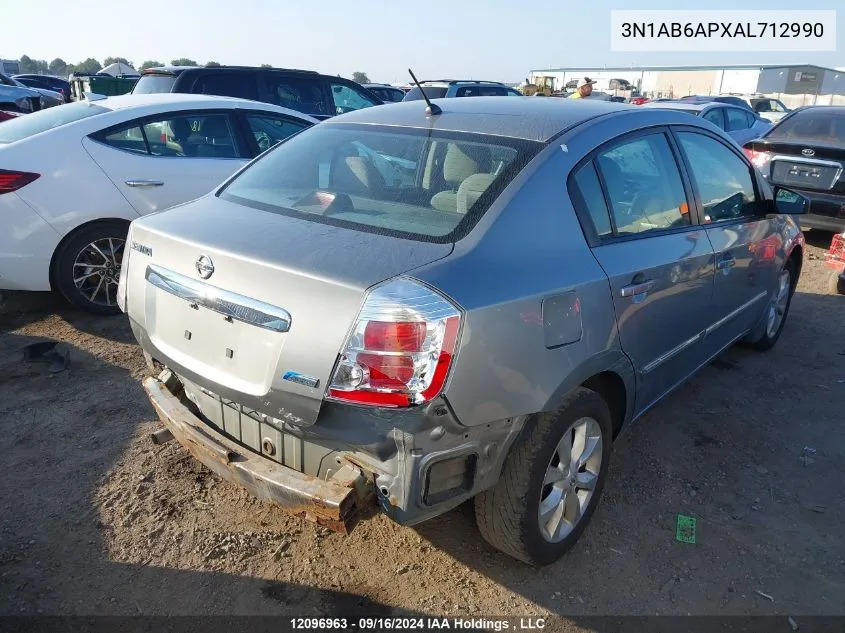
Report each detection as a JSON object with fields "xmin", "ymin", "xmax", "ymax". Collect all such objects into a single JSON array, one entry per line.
[{"xmin": 145, "ymin": 264, "xmax": 291, "ymax": 333}]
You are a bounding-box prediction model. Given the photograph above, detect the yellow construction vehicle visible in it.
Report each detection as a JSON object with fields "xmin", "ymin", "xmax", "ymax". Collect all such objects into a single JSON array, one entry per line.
[{"xmin": 520, "ymin": 75, "xmax": 556, "ymax": 96}]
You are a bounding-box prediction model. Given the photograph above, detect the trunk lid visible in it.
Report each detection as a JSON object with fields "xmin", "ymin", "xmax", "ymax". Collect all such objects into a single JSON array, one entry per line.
[
  {"xmin": 127, "ymin": 194, "xmax": 453, "ymax": 427},
  {"xmin": 748, "ymin": 139, "xmax": 845, "ymax": 194}
]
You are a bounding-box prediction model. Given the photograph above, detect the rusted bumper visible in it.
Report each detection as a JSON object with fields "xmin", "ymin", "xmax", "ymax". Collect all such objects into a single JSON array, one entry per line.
[{"xmin": 142, "ymin": 371, "xmax": 373, "ymax": 533}]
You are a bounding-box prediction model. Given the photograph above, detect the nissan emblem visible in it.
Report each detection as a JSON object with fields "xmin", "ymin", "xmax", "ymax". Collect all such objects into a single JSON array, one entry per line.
[{"xmin": 195, "ymin": 255, "xmax": 214, "ymax": 279}]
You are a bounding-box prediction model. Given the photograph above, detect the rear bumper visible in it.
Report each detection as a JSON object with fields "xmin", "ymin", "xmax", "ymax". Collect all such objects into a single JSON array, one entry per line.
[{"xmin": 143, "ymin": 370, "xmax": 374, "ymax": 533}]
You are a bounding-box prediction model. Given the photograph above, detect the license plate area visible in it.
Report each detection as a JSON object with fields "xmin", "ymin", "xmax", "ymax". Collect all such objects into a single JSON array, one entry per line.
[
  {"xmin": 147, "ymin": 288, "xmax": 285, "ymax": 395},
  {"xmin": 772, "ymin": 160, "xmax": 839, "ymax": 190}
]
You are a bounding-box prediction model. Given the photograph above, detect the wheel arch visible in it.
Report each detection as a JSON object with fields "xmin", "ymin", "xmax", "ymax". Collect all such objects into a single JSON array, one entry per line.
[
  {"xmin": 786, "ymin": 243, "xmax": 803, "ymax": 289},
  {"xmin": 541, "ymin": 350, "xmax": 636, "ymax": 440},
  {"xmin": 48, "ymin": 217, "xmax": 132, "ymax": 290}
]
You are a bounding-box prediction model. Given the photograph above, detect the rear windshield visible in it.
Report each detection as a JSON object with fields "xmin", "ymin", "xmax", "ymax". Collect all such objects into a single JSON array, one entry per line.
[
  {"xmin": 132, "ymin": 74, "xmax": 177, "ymax": 94},
  {"xmin": 0, "ymin": 101, "xmax": 109, "ymax": 144},
  {"xmin": 767, "ymin": 110, "xmax": 845, "ymax": 144},
  {"xmin": 403, "ymin": 87, "xmax": 448, "ymax": 101},
  {"xmin": 219, "ymin": 123, "xmax": 543, "ymax": 243}
]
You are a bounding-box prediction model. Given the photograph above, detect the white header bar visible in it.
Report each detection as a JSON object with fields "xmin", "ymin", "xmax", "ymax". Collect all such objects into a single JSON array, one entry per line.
[{"xmin": 610, "ymin": 10, "xmax": 837, "ymax": 52}]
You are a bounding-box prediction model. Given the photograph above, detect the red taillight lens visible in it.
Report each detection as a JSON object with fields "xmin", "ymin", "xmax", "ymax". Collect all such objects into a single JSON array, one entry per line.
[
  {"xmin": 364, "ymin": 321, "xmax": 426, "ymax": 352},
  {"xmin": 743, "ymin": 148, "xmax": 772, "ymax": 169},
  {"xmin": 328, "ymin": 279, "xmax": 462, "ymax": 408},
  {"xmin": 357, "ymin": 353, "xmax": 416, "ymax": 387},
  {"xmin": 0, "ymin": 169, "xmax": 40, "ymax": 194}
]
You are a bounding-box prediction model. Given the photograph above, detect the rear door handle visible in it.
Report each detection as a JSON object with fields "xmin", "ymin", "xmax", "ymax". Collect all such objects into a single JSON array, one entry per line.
[
  {"xmin": 620, "ymin": 279, "xmax": 655, "ymax": 298},
  {"xmin": 125, "ymin": 180, "xmax": 164, "ymax": 188},
  {"xmin": 716, "ymin": 256, "xmax": 736, "ymax": 270}
]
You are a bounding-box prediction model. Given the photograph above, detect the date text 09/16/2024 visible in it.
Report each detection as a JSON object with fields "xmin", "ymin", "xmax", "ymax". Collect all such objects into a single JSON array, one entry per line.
[{"xmin": 289, "ymin": 617, "xmax": 547, "ymax": 630}]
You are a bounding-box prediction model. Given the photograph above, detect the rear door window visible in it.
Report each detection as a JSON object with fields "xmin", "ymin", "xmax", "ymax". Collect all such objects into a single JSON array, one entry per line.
[
  {"xmin": 266, "ymin": 76, "xmax": 330, "ymax": 118},
  {"xmin": 97, "ymin": 126, "xmax": 148, "ymax": 155},
  {"xmin": 726, "ymin": 107, "xmax": 751, "ymax": 131},
  {"xmin": 93, "ymin": 112, "xmax": 243, "ymax": 159},
  {"xmin": 194, "ymin": 73, "xmax": 259, "ymax": 101},
  {"xmin": 571, "ymin": 161, "xmax": 613, "ymax": 238},
  {"xmin": 702, "ymin": 108, "xmax": 726, "ymax": 130},
  {"xmin": 328, "ymin": 81, "xmax": 378, "ymax": 115},
  {"xmin": 594, "ymin": 133, "xmax": 691, "ymax": 235}
]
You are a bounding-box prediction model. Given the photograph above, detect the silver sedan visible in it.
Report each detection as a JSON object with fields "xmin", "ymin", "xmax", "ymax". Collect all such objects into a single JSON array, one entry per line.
[{"xmin": 119, "ymin": 96, "xmax": 808, "ymax": 565}]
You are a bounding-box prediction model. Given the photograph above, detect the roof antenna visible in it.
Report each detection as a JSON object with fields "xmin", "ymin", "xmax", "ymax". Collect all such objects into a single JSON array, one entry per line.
[{"xmin": 408, "ymin": 68, "xmax": 442, "ymax": 116}]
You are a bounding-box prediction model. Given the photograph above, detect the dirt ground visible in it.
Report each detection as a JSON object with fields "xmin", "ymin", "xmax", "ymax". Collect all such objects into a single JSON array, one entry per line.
[{"xmin": 1, "ymin": 232, "xmax": 844, "ymax": 628}]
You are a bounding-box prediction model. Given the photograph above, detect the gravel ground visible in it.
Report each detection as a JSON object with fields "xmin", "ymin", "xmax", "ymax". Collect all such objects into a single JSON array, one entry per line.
[{"xmin": 1, "ymin": 232, "xmax": 843, "ymax": 627}]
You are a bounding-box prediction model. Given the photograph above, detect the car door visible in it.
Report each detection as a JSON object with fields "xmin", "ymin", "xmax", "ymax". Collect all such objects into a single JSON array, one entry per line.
[
  {"xmin": 571, "ymin": 128, "xmax": 716, "ymax": 414},
  {"xmin": 82, "ymin": 110, "xmax": 250, "ymax": 215},
  {"xmin": 673, "ymin": 126, "xmax": 780, "ymax": 354}
]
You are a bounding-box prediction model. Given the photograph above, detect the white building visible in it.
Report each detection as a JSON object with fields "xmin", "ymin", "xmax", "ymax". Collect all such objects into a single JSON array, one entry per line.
[{"xmin": 527, "ymin": 64, "xmax": 845, "ymax": 106}]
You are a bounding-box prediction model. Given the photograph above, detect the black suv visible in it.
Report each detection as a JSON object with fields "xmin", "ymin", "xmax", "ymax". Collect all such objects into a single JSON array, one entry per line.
[{"xmin": 131, "ymin": 66, "xmax": 383, "ymax": 120}]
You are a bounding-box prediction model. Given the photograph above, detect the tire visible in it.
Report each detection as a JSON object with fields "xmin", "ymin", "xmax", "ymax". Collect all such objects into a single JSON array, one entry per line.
[
  {"xmin": 750, "ymin": 259, "xmax": 797, "ymax": 352},
  {"xmin": 829, "ymin": 271, "xmax": 845, "ymax": 296},
  {"xmin": 52, "ymin": 220, "xmax": 128, "ymax": 315},
  {"xmin": 474, "ymin": 387, "xmax": 613, "ymax": 566}
]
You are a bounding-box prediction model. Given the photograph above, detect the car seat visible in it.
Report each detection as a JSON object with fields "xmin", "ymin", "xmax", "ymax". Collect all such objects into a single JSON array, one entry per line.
[
  {"xmin": 430, "ymin": 143, "xmax": 492, "ymax": 213},
  {"xmin": 329, "ymin": 147, "xmax": 385, "ymax": 197}
]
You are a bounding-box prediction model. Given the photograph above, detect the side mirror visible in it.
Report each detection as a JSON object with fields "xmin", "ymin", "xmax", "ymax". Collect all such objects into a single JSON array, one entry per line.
[{"xmin": 773, "ymin": 186, "xmax": 809, "ymax": 215}]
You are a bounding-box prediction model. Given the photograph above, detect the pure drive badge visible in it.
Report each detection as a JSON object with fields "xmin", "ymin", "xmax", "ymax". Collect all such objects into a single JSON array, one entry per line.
[{"xmin": 282, "ymin": 371, "xmax": 320, "ymax": 389}]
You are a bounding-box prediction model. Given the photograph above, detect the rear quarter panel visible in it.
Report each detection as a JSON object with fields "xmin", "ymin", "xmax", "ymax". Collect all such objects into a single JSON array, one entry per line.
[
  {"xmin": 9, "ymin": 131, "xmax": 139, "ymax": 237},
  {"xmin": 412, "ymin": 133, "xmax": 631, "ymax": 427}
]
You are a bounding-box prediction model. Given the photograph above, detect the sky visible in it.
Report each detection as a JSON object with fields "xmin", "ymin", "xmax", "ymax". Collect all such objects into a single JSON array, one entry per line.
[{"xmin": 2, "ymin": 0, "xmax": 842, "ymax": 83}]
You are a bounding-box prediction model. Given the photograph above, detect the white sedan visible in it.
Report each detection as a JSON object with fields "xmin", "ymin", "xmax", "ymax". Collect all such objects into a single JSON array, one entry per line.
[{"xmin": 0, "ymin": 93, "xmax": 317, "ymax": 314}]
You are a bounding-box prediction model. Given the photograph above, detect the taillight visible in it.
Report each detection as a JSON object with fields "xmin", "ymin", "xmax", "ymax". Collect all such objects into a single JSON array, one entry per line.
[
  {"xmin": 0, "ymin": 169, "xmax": 40, "ymax": 194},
  {"xmin": 743, "ymin": 148, "xmax": 772, "ymax": 169},
  {"xmin": 327, "ymin": 278, "xmax": 462, "ymax": 408}
]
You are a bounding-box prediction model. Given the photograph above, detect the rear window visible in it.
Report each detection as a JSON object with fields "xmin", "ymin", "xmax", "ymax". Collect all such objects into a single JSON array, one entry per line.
[
  {"xmin": 132, "ymin": 74, "xmax": 177, "ymax": 94},
  {"xmin": 218, "ymin": 123, "xmax": 542, "ymax": 243},
  {"xmin": 767, "ymin": 109, "xmax": 845, "ymax": 144},
  {"xmin": 0, "ymin": 101, "xmax": 109, "ymax": 144},
  {"xmin": 403, "ymin": 87, "xmax": 448, "ymax": 101}
]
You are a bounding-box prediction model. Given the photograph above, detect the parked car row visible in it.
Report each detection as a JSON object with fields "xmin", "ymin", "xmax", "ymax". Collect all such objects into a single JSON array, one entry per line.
[
  {"xmin": 0, "ymin": 72, "xmax": 65, "ymax": 110},
  {"xmin": 0, "ymin": 67, "xmax": 836, "ymax": 566}
]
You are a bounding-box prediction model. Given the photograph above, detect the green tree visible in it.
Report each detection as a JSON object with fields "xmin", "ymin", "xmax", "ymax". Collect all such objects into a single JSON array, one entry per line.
[
  {"xmin": 205, "ymin": 61, "xmax": 221, "ymax": 67},
  {"xmin": 19, "ymin": 56, "xmax": 50, "ymax": 74},
  {"xmin": 67, "ymin": 58, "xmax": 101, "ymax": 75},
  {"xmin": 103, "ymin": 57, "xmax": 133, "ymax": 68},
  {"xmin": 138, "ymin": 60, "xmax": 163, "ymax": 71},
  {"xmin": 170, "ymin": 58, "xmax": 198, "ymax": 66},
  {"xmin": 352, "ymin": 72, "xmax": 370, "ymax": 84},
  {"xmin": 48, "ymin": 58, "xmax": 68, "ymax": 77}
]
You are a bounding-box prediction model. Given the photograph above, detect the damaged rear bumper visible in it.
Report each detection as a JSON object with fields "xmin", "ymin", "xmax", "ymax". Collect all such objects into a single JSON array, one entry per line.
[{"xmin": 142, "ymin": 370, "xmax": 375, "ymax": 533}]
